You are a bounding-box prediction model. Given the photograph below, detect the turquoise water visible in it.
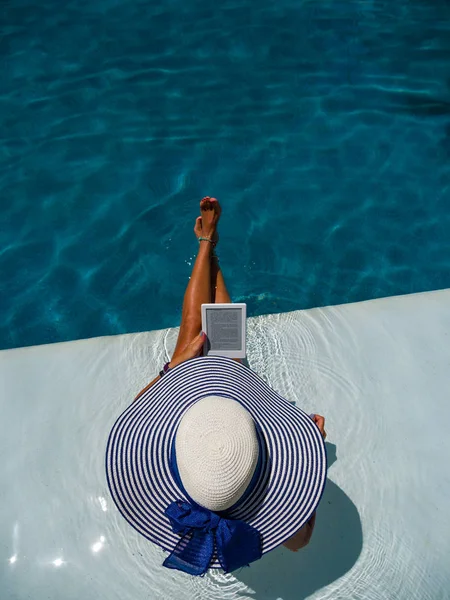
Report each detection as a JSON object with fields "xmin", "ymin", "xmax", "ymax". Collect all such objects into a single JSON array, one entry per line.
[{"xmin": 1, "ymin": 0, "xmax": 449, "ymax": 350}]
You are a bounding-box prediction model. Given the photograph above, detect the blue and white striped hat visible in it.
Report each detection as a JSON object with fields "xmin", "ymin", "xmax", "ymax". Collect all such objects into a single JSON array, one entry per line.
[{"xmin": 106, "ymin": 356, "xmax": 326, "ymax": 575}]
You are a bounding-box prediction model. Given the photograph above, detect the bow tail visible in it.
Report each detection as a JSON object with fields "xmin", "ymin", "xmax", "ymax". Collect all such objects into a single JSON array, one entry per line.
[
  {"xmin": 215, "ymin": 519, "xmax": 262, "ymax": 573},
  {"xmin": 163, "ymin": 528, "xmax": 215, "ymax": 576}
]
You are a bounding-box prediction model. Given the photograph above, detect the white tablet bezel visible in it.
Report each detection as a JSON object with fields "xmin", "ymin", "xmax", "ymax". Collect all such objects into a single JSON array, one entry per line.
[{"xmin": 201, "ymin": 303, "xmax": 247, "ymax": 359}]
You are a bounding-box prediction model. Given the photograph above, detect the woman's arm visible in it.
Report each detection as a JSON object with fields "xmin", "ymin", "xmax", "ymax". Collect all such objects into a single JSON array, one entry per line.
[
  {"xmin": 283, "ymin": 512, "xmax": 316, "ymax": 551},
  {"xmin": 283, "ymin": 414, "xmax": 326, "ymax": 551},
  {"xmin": 133, "ymin": 374, "xmax": 162, "ymax": 402},
  {"xmin": 133, "ymin": 332, "xmax": 206, "ymax": 402},
  {"xmin": 133, "ymin": 353, "xmax": 183, "ymax": 402}
]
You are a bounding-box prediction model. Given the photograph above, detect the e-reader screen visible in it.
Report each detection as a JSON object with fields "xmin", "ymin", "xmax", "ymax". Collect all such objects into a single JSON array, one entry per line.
[{"xmin": 205, "ymin": 307, "xmax": 242, "ymax": 351}]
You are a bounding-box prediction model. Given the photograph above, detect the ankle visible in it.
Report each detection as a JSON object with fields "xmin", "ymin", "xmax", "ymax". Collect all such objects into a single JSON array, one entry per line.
[
  {"xmin": 201, "ymin": 232, "xmax": 215, "ymax": 240},
  {"xmin": 198, "ymin": 239, "xmax": 213, "ymax": 256},
  {"xmin": 198, "ymin": 235, "xmax": 214, "ymax": 248},
  {"xmin": 198, "ymin": 236, "xmax": 216, "ymax": 248}
]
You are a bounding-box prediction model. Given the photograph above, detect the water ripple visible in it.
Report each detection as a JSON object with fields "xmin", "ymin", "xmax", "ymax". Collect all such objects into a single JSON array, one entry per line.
[{"xmin": 2, "ymin": 0, "xmax": 450, "ymax": 350}]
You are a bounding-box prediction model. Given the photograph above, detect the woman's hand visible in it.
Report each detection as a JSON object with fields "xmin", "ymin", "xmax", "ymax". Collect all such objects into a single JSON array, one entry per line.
[
  {"xmin": 169, "ymin": 332, "xmax": 206, "ymax": 369},
  {"xmin": 312, "ymin": 414, "xmax": 326, "ymax": 439}
]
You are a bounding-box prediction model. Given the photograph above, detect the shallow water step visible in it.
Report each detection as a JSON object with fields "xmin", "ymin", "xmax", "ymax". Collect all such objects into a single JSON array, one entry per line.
[{"xmin": 1, "ymin": 289, "xmax": 450, "ymax": 600}]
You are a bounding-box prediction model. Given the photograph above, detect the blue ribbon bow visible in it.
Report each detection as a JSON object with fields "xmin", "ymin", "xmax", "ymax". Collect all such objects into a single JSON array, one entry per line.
[{"xmin": 163, "ymin": 500, "xmax": 262, "ymax": 576}]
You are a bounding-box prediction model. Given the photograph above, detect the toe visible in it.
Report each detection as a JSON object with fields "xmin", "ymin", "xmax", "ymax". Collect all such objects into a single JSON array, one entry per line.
[
  {"xmin": 210, "ymin": 197, "xmax": 221, "ymax": 217},
  {"xmin": 201, "ymin": 198, "xmax": 212, "ymax": 211}
]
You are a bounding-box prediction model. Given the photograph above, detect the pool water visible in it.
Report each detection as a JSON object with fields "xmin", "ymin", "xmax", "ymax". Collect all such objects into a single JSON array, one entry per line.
[{"xmin": 1, "ymin": 0, "xmax": 450, "ymax": 350}]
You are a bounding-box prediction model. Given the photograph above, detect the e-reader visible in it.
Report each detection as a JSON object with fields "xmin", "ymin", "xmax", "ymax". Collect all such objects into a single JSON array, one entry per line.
[{"xmin": 201, "ymin": 303, "xmax": 247, "ymax": 359}]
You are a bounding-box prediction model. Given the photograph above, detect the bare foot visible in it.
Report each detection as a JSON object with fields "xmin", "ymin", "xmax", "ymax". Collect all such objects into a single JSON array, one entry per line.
[{"xmin": 194, "ymin": 197, "xmax": 221, "ymax": 245}]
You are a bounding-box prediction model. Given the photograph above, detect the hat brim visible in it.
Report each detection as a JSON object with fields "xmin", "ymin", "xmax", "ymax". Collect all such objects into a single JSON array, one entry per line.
[{"xmin": 106, "ymin": 356, "xmax": 327, "ymax": 567}]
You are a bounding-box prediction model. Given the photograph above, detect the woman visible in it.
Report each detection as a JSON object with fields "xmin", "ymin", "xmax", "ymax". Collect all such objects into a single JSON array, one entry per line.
[{"xmin": 106, "ymin": 198, "xmax": 327, "ymax": 575}]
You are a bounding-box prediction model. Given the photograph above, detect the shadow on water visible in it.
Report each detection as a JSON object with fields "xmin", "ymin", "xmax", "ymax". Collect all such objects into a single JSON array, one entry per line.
[{"xmin": 234, "ymin": 443, "xmax": 363, "ymax": 600}]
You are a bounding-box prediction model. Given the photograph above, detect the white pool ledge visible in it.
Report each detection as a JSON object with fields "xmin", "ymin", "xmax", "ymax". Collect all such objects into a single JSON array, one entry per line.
[{"xmin": 1, "ymin": 289, "xmax": 450, "ymax": 600}]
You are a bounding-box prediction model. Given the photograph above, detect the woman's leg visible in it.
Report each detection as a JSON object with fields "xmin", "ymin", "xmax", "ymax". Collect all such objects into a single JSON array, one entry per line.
[
  {"xmin": 211, "ymin": 258, "xmax": 243, "ymax": 363},
  {"xmin": 211, "ymin": 256, "xmax": 232, "ymax": 303},
  {"xmin": 171, "ymin": 197, "xmax": 220, "ymax": 361},
  {"xmin": 198, "ymin": 212, "xmax": 242, "ymax": 362},
  {"xmin": 193, "ymin": 204, "xmax": 231, "ymax": 304}
]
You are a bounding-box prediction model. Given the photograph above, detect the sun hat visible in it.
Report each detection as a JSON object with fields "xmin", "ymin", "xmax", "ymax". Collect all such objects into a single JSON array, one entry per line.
[{"xmin": 106, "ymin": 355, "xmax": 327, "ymax": 575}]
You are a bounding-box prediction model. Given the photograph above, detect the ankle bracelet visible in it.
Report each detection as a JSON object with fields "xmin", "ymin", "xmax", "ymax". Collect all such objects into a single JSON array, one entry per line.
[{"xmin": 198, "ymin": 236, "xmax": 217, "ymax": 247}]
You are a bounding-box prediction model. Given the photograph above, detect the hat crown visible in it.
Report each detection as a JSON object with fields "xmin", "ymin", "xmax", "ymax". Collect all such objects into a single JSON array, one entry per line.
[{"xmin": 175, "ymin": 396, "xmax": 259, "ymax": 512}]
